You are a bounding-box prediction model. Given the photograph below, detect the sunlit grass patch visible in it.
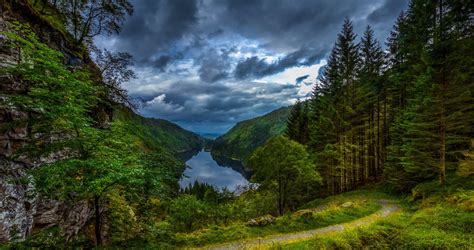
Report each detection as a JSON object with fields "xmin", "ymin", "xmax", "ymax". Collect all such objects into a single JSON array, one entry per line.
[
  {"xmin": 172, "ymin": 193, "xmax": 383, "ymax": 247},
  {"xmin": 281, "ymin": 181, "xmax": 474, "ymax": 250}
]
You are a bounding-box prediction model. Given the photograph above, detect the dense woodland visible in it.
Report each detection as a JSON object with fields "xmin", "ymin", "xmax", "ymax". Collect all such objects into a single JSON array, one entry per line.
[
  {"xmin": 286, "ymin": 0, "xmax": 474, "ymax": 194},
  {"xmin": 1, "ymin": 0, "xmax": 473, "ymax": 248}
]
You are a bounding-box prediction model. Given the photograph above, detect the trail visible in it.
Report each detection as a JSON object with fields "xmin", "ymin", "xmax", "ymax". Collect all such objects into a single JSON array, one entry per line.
[{"xmin": 204, "ymin": 200, "xmax": 400, "ymax": 250}]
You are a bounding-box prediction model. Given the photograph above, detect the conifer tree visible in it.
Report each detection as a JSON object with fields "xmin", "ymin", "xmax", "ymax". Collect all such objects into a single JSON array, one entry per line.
[{"xmin": 286, "ymin": 100, "xmax": 303, "ymax": 141}]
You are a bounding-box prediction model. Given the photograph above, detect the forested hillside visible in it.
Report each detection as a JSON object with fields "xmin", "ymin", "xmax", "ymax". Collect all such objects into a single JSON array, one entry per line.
[
  {"xmin": 285, "ymin": 1, "xmax": 474, "ymax": 195},
  {"xmin": 116, "ymin": 107, "xmax": 203, "ymax": 154},
  {"xmin": 212, "ymin": 107, "xmax": 290, "ymax": 161}
]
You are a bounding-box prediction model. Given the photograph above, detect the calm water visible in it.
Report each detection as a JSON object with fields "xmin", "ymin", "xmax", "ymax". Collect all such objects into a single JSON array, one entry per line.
[{"xmin": 179, "ymin": 150, "xmax": 250, "ymax": 191}]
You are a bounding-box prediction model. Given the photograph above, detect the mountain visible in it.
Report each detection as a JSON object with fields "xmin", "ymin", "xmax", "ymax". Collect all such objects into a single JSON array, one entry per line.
[
  {"xmin": 211, "ymin": 107, "xmax": 291, "ymax": 162},
  {"xmin": 116, "ymin": 107, "xmax": 204, "ymax": 154}
]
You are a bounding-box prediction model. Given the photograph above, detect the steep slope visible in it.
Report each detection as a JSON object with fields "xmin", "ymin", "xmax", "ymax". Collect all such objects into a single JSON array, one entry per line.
[
  {"xmin": 212, "ymin": 107, "xmax": 291, "ymax": 161},
  {"xmin": 116, "ymin": 107, "xmax": 204, "ymax": 154},
  {"xmin": 0, "ymin": 1, "xmax": 201, "ymax": 242}
]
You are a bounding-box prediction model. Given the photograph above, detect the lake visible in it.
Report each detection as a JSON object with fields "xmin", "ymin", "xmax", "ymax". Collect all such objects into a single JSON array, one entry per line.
[{"xmin": 179, "ymin": 150, "xmax": 251, "ymax": 192}]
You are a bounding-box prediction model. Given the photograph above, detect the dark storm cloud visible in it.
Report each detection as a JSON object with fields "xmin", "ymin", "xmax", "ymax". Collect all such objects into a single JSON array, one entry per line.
[
  {"xmin": 367, "ymin": 0, "xmax": 409, "ymax": 43},
  {"xmin": 138, "ymin": 78, "xmax": 299, "ymax": 132},
  {"xmin": 102, "ymin": 0, "xmax": 408, "ymax": 134},
  {"xmin": 197, "ymin": 48, "xmax": 232, "ymax": 83},
  {"xmin": 214, "ymin": 0, "xmax": 374, "ymax": 50},
  {"xmin": 114, "ymin": 0, "xmax": 198, "ymax": 64},
  {"xmin": 368, "ymin": 0, "xmax": 407, "ymax": 23},
  {"xmin": 152, "ymin": 55, "xmax": 172, "ymax": 71},
  {"xmin": 296, "ymin": 75, "xmax": 310, "ymax": 84},
  {"xmin": 235, "ymin": 48, "xmax": 325, "ymax": 79}
]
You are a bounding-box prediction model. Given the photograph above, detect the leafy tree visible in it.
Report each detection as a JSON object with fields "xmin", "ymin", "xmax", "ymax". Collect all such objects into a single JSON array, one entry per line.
[
  {"xmin": 248, "ymin": 136, "xmax": 321, "ymax": 215},
  {"xmin": 168, "ymin": 195, "xmax": 209, "ymax": 232},
  {"xmin": 49, "ymin": 0, "xmax": 133, "ymax": 44},
  {"xmin": 92, "ymin": 47, "xmax": 137, "ymax": 108},
  {"xmin": 32, "ymin": 123, "xmax": 146, "ymax": 245},
  {"xmin": 1, "ymin": 22, "xmax": 97, "ymax": 158},
  {"xmin": 1, "ymin": 23, "xmax": 145, "ymax": 245}
]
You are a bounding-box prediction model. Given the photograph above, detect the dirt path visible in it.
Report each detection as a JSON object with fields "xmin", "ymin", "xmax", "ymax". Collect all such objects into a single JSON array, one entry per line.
[{"xmin": 204, "ymin": 200, "xmax": 400, "ymax": 250}]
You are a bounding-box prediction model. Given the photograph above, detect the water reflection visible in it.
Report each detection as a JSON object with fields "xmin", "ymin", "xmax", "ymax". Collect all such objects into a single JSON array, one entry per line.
[{"xmin": 179, "ymin": 150, "xmax": 250, "ymax": 191}]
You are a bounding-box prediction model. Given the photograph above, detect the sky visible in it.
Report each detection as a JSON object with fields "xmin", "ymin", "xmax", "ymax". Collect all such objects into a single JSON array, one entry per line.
[{"xmin": 96, "ymin": 0, "xmax": 408, "ymax": 135}]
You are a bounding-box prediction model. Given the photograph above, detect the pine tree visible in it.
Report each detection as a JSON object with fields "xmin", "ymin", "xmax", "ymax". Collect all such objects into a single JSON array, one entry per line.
[
  {"xmin": 335, "ymin": 18, "xmax": 360, "ymax": 190},
  {"xmin": 358, "ymin": 25, "xmax": 386, "ymax": 182},
  {"xmin": 286, "ymin": 100, "xmax": 303, "ymax": 141}
]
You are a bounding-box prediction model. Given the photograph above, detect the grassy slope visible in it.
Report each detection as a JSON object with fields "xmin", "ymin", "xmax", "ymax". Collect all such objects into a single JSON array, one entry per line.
[
  {"xmin": 281, "ymin": 178, "xmax": 474, "ymax": 249},
  {"xmin": 116, "ymin": 107, "xmax": 203, "ymax": 154},
  {"xmin": 171, "ymin": 189, "xmax": 391, "ymax": 247},
  {"xmin": 212, "ymin": 107, "xmax": 291, "ymax": 161}
]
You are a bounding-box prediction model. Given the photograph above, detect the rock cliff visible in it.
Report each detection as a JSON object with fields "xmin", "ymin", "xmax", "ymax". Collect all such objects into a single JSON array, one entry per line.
[{"xmin": 0, "ymin": 1, "xmax": 100, "ymax": 242}]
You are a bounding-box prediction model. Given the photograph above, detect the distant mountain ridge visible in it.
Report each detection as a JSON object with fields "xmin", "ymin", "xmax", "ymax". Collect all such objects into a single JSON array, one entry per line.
[
  {"xmin": 116, "ymin": 107, "xmax": 204, "ymax": 154},
  {"xmin": 211, "ymin": 107, "xmax": 291, "ymax": 162}
]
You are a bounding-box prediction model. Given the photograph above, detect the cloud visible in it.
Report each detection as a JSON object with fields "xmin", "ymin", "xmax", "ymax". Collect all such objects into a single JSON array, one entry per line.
[
  {"xmin": 97, "ymin": 0, "xmax": 408, "ymax": 134},
  {"xmin": 111, "ymin": 0, "xmax": 199, "ymax": 65},
  {"xmin": 295, "ymin": 75, "xmax": 310, "ymax": 84},
  {"xmin": 234, "ymin": 48, "xmax": 325, "ymax": 79},
  {"xmin": 197, "ymin": 48, "xmax": 232, "ymax": 83},
  {"xmin": 152, "ymin": 55, "xmax": 172, "ymax": 71}
]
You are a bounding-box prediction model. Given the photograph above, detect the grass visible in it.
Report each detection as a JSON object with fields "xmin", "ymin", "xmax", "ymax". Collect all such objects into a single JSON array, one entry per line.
[
  {"xmin": 279, "ymin": 177, "xmax": 474, "ymax": 249},
  {"xmin": 170, "ymin": 192, "xmax": 385, "ymax": 247}
]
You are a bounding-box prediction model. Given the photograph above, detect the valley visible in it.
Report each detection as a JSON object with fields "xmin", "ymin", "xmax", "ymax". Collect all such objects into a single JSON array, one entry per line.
[{"xmin": 1, "ymin": 0, "xmax": 473, "ymax": 249}]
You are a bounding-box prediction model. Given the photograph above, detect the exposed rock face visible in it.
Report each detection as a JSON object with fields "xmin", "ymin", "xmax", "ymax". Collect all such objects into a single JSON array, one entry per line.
[
  {"xmin": 0, "ymin": 1, "xmax": 98, "ymax": 243},
  {"xmin": 0, "ymin": 159, "xmax": 36, "ymax": 242}
]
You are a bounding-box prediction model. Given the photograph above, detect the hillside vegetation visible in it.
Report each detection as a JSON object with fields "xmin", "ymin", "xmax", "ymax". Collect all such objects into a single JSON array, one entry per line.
[
  {"xmin": 212, "ymin": 107, "xmax": 290, "ymax": 161},
  {"xmin": 281, "ymin": 178, "xmax": 473, "ymax": 249},
  {"xmin": 116, "ymin": 107, "xmax": 203, "ymax": 154},
  {"xmin": 0, "ymin": 1, "xmax": 201, "ymax": 245}
]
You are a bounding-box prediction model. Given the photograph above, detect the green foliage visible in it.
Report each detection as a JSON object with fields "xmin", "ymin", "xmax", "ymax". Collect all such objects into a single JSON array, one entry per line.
[
  {"xmin": 43, "ymin": 0, "xmax": 133, "ymax": 44},
  {"xmin": 285, "ymin": 100, "xmax": 310, "ymax": 144},
  {"xmin": 457, "ymin": 139, "xmax": 474, "ymax": 177},
  {"xmin": 385, "ymin": 0, "xmax": 474, "ymax": 190},
  {"xmin": 1, "ymin": 22, "xmax": 97, "ymax": 158},
  {"xmin": 31, "ymin": 122, "xmax": 145, "ymax": 200},
  {"xmin": 115, "ymin": 107, "xmax": 203, "ymax": 153},
  {"xmin": 1, "ymin": 22, "xmax": 193, "ymax": 246},
  {"xmin": 212, "ymin": 107, "xmax": 291, "ymax": 161},
  {"xmin": 168, "ymin": 195, "xmax": 211, "ymax": 232},
  {"xmin": 169, "ymin": 193, "xmax": 382, "ymax": 247},
  {"xmin": 248, "ymin": 136, "xmax": 321, "ymax": 214},
  {"xmin": 182, "ymin": 181, "xmax": 235, "ymax": 204},
  {"xmin": 282, "ymin": 180, "xmax": 474, "ymax": 249}
]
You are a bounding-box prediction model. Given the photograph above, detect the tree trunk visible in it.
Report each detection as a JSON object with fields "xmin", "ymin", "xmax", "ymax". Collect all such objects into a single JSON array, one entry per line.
[
  {"xmin": 94, "ymin": 195, "xmax": 102, "ymax": 246},
  {"xmin": 278, "ymin": 178, "xmax": 283, "ymax": 215}
]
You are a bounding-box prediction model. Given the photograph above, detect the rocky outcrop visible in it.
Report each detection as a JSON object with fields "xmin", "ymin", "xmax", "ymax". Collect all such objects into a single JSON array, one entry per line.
[
  {"xmin": 0, "ymin": 159, "xmax": 36, "ymax": 242},
  {"xmin": 246, "ymin": 215, "xmax": 275, "ymax": 227},
  {"xmin": 0, "ymin": 1, "xmax": 100, "ymax": 243}
]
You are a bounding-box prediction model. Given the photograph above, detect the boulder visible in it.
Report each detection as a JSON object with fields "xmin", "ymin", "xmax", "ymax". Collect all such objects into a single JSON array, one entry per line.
[
  {"xmin": 246, "ymin": 215, "xmax": 275, "ymax": 227},
  {"xmin": 292, "ymin": 209, "xmax": 314, "ymax": 219},
  {"xmin": 341, "ymin": 202, "xmax": 354, "ymax": 208}
]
